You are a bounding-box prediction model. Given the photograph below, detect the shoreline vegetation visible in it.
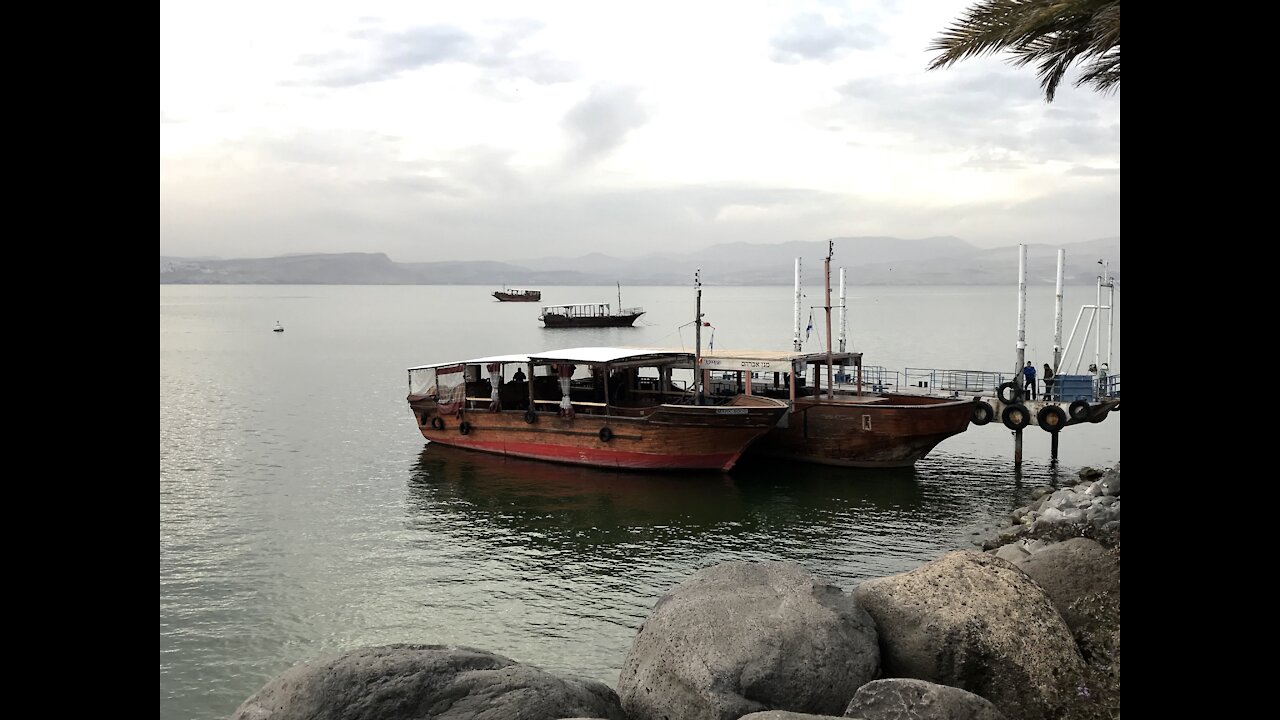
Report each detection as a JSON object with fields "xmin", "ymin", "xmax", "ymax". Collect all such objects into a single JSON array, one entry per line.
[{"xmin": 232, "ymin": 464, "xmax": 1120, "ymax": 720}]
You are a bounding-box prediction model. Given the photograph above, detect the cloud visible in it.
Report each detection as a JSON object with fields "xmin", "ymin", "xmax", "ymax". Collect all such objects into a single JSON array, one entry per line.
[
  {"xmin": 770, "ymin": 13, "xmax": 884, "ymax": 63},
  {"xmin": 562, "ymin": 87, "xmax": 649, "ymax": 165},
  {"xmin": 297, "ymin": 21, "xmax": 576, "ymax": 88}
]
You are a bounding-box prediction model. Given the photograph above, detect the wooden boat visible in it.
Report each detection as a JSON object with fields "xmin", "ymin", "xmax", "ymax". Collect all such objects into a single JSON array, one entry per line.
[
  {"xmin": 539, "ymin": 303, "xmax": 645, "ymax": 327},
  {"xmin": 493, "ymin": 287, "xmax": 541, "ymax": 302},
  {"xmin": 405, "ymin": 347, "xmax": 789, "ymax": 471},
  {"xmin": 701, "ymin": 350, "xmax": 975, "ymax": 467},
  {"xmin": 687, "ymin": 245, "xmax": 973, "ymax": 468},
  {"xmin": 540, "ymin": 283, "xmax": 643, "ymax": 327}
]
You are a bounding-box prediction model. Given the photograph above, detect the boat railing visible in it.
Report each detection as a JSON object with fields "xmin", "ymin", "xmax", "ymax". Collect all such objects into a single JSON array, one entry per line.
[{"xmin": 903, "ymin": 368, "xmax": 1009, "ymax": 397}]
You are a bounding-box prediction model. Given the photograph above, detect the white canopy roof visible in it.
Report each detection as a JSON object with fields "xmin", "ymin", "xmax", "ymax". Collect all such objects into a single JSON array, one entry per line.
[
  {"xmin": 528, "ymin": 347, "xmax": 690, "ymax": 364},
  {"xmin": 407, "ymin": 354, "xmax": 530, "ymax": 372},
  {"xmin": 409, "ymin": 348, "xmax": 695, "ymax": 371}
]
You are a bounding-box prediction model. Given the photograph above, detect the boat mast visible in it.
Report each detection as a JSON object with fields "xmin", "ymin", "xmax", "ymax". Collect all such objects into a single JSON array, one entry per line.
[
  {"xmin": 617, "ymin": 281, "xmax": 622, "ymax": 313},
  {"xmin": 837, "ymin": 267, "xmax": 847, "ymax": 354},
  {"xmin": 696, "ymin": 267, "xmax": 706, "ymax": 404},
  {"xmin": 824, "ymin": 240, "xmax": 834, "ymax": 400},
  {"xmin": 1053, "ymin": 249, "xmax": 1065, "ymax": 371},
  {"xmin": 1015, "ymin": 243, "xmax": 1027, "ymax": 377},
  {"xmin": 793, "ymin": 258, "xmax": 802, "ymax": 352}
]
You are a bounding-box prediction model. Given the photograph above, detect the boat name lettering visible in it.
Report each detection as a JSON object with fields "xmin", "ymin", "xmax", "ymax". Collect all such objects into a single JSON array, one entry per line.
[{"xmin": 716, "ymin": 408, "xmax": 749, "ymax": 415}]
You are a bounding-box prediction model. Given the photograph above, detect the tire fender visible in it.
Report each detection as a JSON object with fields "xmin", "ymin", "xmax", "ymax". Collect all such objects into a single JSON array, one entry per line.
[{"xmin": 1001, "ymin": 403, "xmax": 1030, "ymax": 430}]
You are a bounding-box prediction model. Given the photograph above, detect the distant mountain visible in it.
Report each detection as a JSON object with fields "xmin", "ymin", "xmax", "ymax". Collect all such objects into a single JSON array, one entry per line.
[{"xmin": 160, "ymin": 237, "xmax": 1119, "ymax": 285}]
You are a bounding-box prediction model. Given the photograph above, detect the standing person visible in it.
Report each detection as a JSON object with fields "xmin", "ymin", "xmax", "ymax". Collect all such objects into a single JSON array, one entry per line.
[
  {"xmin": 1098, "ymin": 363, "xmax": 1110, "ymax": 397},
  {"xmin": 1042, "ymin": 363, "xmax": 1055, "ymax": 400},
  {"xmin": 1022, "ymin": 361, "xmax": 1038, "ymax": 400}
]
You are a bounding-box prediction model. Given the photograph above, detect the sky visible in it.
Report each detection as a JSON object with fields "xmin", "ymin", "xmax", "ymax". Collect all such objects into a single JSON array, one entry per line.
[{"xmin": 159, "ymin": 0, "xmax": 1120, "ymax": 263}]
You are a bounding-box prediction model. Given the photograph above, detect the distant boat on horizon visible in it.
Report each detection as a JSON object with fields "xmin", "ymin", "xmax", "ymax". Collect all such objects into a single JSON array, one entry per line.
[
  {"xmin": 273, "ymin": 321, "xmax": 284, "ymax": 333},
  {"xmin": 493, "ymin": 287, "xmax": 541, "ymax": 302},
  {"xmin": 539, "ymin": 282, "xmax": 644, "ymax": 328}
]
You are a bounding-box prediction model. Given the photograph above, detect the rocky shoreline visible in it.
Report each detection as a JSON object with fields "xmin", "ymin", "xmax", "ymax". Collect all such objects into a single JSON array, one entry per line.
[{"xmin": 232, "ymin": 464, "xmax": 1120, "ymax": 720}]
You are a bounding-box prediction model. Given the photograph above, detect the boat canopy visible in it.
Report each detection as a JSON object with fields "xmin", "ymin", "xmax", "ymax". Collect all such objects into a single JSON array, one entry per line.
[
  {"xmin": 698, "ymin": 349, "xmax": 863, "ymax": 374},
  {"xmin": 528, "ymin": 347, "xmax": 691, "ymax": 367}
]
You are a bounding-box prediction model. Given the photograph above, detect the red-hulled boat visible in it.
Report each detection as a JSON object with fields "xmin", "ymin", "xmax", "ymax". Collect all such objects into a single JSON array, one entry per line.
[{"xmin": 406, "ymin": 347, "xmax": 788, "ymax": 471}]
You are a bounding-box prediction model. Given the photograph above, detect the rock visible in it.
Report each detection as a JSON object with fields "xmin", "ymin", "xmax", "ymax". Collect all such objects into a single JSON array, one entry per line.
[
  {"xmin": 853, "ymin": 551, "xmax": 1085, "ymax": 720},
  {"xmin": 230, "ymin": 644, "xmax": 626, "ymax": 720},
  {"xmin": 1029, "ymin": 486, "xmax": 1055, "ymax": 501},
  {"xmin": 1012, "ymin": 537, "xmax": 1119, "ymax": 637},
  {"xmin": 991, "ymin": 543, "xmax": 1029, "ymax": 564},
  {"xmin": 618, "ymin": 561, "xmax": 879, "ymax": 720},
  {"xmin": 737, "ymin": 707, "xmax": 855, "ymax": 712},
  {"xmin": 844, "ymin": 678, "xmax": 1007, "ymax": 720}
]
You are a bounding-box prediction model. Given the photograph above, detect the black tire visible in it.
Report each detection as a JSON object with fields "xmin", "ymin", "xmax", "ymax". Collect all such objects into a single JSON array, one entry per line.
[
  {"xmin": 459, "ymin": 421, "xmax": 472, "ymax": 435},
  {"xmin": 523, "ymin": 410, "xmax": 537, "ymax": 424},
  {"xmin": 430, "ymin": 416, "xmax": 445, "ymax": 431},
  {"xmin": 1068, "ymin": 400, "xmax": 1090, "ymax": 422},
  {"xmin": 997, "ymin": 381, "xmax": 1023, "ymax": 404},
  {"xmin": 971, "ymin": 401, "xmax": 994, "ymax": 426},
  {"xmin": 1001, "ymin": 403, "xmax": 1030, "ymax": 430},
  {"xmin": 1037, "ymin": 405, "xmax": 1068, "ymax": 433},
  {"xmin": 598, "ymin": 426, "xmax": 614, "ymax": 443}
]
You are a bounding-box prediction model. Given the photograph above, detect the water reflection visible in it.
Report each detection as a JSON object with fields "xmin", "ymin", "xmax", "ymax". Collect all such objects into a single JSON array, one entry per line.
[{"xmin": 408, "ymin": 444, "xmax": 929, "ymax": 542}]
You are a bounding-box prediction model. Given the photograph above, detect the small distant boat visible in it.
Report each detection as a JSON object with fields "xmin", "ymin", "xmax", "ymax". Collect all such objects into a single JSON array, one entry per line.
[
  {"xmin": 493, "ymin": 287, "xmax": 541, "ymax": 302},
  {"xmin": 273, "ymin": 321, "xmax": 284, "ymax": 333},
  {"xmin": 539, "ymin": 283, "xmax": 644, "ymax": 328}
]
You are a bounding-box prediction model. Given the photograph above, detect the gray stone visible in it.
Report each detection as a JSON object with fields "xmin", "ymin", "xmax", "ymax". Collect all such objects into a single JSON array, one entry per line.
[
  {"xmin": 1101, "ymin": 520, "xmax": 1120, "ymax": 532},
  {"xmin": 991, "ymin": 543, "xmax": 1029, "ymax": 564},
  {"xmin": 742, "ymin": 707, "xmax": 849, "ymax": 712},
  {"xmin": 230, "ymin": 644, "xmax": 626, "ymax": 720},
  {"xmin": 843, "ymin": 678, "xmax": 1007, "ymax": 720},
  {"xmin": 1013, "ymin": 538, "xmax": 1119, "ymax": 635},
  {"xmin": 1078, "ymin": 466, "xmax": 1104, "ymax": 479},
  {"xmin": 618, "ymin": 561, "xmax": 879, "ymax": 720},
  {"xmin": 853, "ymin": 551, "xmax": 1085, "ymax": 720},
  {"xmin": 1029, "ymin": 486, "xmax": 1055, "ymax": 501},
  {"xmin": 1093, "ymin": 495, "xmax": 1117, "ymax": 507}
]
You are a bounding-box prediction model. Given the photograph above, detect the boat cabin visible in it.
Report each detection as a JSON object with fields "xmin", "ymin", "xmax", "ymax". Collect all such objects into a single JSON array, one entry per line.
[
  {"xmin": 408, "ymin": 347, "xmax": 745, "ymax": 418},
  {"xmin": 699, "ymin": 350, "xmax": 866, "ymax": 403}
]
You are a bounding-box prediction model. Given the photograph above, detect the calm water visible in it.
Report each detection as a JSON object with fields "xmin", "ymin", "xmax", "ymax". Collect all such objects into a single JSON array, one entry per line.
[{"xmin": 159, "ymin": 283, "xmax": 1119, "ymax": 720}]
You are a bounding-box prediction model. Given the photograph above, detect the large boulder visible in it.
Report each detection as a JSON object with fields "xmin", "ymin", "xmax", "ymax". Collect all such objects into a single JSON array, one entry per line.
[
  {"xmin": 843, "ymin": 678, "xmax": 1007, "ymax": 720},
  {"xmin": 1012, "ymin": 537, "xmax": 1120, "ymax": 636},
  {"xmin": 618, "ymin": 561, "xmax": 880, "ymax": 720},
  {"xmin": 853, "ymin": 551, "xmax": 1085, "ymax": 720},
  {"xmin": 231, "ymin": 644, "xmax": 625, "ymax": 720},
  {"xmin": 742, "ymin": 707, "xmax": 849, "ymax": 712}
]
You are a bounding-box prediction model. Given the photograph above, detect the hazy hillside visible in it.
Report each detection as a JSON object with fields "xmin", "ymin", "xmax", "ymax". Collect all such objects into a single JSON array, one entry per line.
[{"xmin": 160, "ymin": 236, "xmax": 1119, "ymax": 285}]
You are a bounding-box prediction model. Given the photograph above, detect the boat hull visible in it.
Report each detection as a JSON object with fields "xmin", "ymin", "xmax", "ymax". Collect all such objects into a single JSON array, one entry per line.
[
  {"xmin": 407, "ymin": 401, "xmax": 785, "ymax": 471},
  {"xmin": 541, "ymin": 312, "xmax": 644, "ymax": 328},
  {"xmin": 494, "ymin": 292, "xmax": 541, "ymax": 302},
  {"xmin": 749, "ymin": 394, "xmax": 975, "ymax": 468}
]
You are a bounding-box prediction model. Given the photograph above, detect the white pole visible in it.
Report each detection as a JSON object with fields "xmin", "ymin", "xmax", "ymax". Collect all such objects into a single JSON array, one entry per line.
[
  {"xmin": 837, "ymin": 267, "xmax": 847, "ymax": 354},
  {"xmin": 1053, "ymin": 249, "xmax": 1065, "ymax": 371},
  {"xmin": 793, "ymin": 258, "xmax": 802, "ymax": 352},
  {"xmin": 1105, "ymin": 261, "xmax": 1115, "ymax": 370},
  {"xmin": 1094, "ymin": 261, "xmax": 1103, "ymax": 373},
  {"xmin": 1016, "ymin": 244, "xmax": 1027, "ymax": 377},
  {"xmin": 824, "ymin": 241, "xmax": 834, "ymax": 400}
]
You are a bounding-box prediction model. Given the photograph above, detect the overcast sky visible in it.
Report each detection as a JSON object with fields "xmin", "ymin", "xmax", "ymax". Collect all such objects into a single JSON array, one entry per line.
[{"xmin": 159, "ymin": 0, "xmax": 1120, "ymax": 263}]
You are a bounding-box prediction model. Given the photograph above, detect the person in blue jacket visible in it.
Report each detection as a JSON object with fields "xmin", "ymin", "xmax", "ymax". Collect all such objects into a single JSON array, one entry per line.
[{"xmin": 1022, "ymin": 361, "xmax": 1038, "ymax": 400}]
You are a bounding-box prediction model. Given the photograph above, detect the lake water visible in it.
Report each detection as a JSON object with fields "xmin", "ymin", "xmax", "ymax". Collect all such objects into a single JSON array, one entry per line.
[{"xmin": 159, "ymin": 283, "xmax": 1119, "ymax": 720}]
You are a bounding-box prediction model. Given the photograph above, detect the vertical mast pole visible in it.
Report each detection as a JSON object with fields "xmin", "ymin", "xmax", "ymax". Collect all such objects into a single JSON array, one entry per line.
[
  {"xmin": 1015, "ymin": 244, "xmax": 1027, "ymax": 377},
  {"xmin": 695, "ymin": 268, "xmax": 703, "ymax": 405},
  {"xmin": 824, "ymin": 240, "xmax": 834, "ymax": 400},
  {"xmin": 793, "ymin": 258, "xmax": 802, "ymax": 352},
  {"xmin": 1053, "ymin": 249, "xmax": 1065, "ymax": 371}
]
